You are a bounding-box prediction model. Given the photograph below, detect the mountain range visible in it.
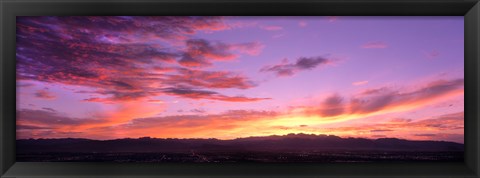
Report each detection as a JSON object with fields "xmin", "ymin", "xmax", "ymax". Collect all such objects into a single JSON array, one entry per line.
[{"xmin": 17, "ymin": 133, "xmax": 464, "ymax": 153}]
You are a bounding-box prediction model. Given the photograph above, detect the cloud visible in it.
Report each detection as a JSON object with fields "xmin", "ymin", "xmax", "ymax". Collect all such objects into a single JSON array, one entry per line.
[
  {"xmin": 260, "ymin": 25, "xmax": 283, "ymax": 31},
  {"xmin": 17, "ymin": 16, "xmax": 265, "ymax": 103},
  {"xmin": 190, "ymin": 109, "xmax": 206, "ymax": 113},
  {"xmin": 359, "ymin": 112, "xmax": 462, "ymax": 133},
  {"xmin": 18, "ymin": 99, "xmax": 167, "ymax": 136},
  {"xmin": 147, "ymin": 99, "xmax": 164, "ymax": 104},
  {"xmin": 179, "ymin": 39, "xmax": 237, "ymax": 67},
  {"xmin": 370, "ymin": 129, "xmax": 394, "ymax": 132},
  {"xmin": 317, "ymin": 111, "xmax": 464, "ymax": 143},
  {"xmin": 352, "ymin": 80, "xmax": 368, "ymax": 86},
  {"xmin": 414, "ymin": 134, "xmax": 437, "ymax": 137},
  {"xmin": 230, "ymin": 42, "xmax": 264, "ymax": 56},
  {"xmin": 165, "ymin": 68, "xmax": 257, "ymax": 90},
  {"xmin": 360, "ymin": 87, "xmax": 389, "ymax": 95},
  {"xmin": 351, "ymin": 78, "xmax": 463, "ymax": 115},
  {"xmin": 17, "ymin": 125, "xmax": 52, "ymax": 130},
  {"xmin": 17, "ymin": 82, "xmax": 35, "ymax": 88},
  {"xmin": 411, "ymin": 112, "xmax": 464, "ymax": 130},
  {"xmin": 83, "ymin": 91, "xmax": 151, "ymax": 104},
  {"xmin": 302, "ymin": 78, "xmax": 464, "ymax": 117},
  {"xmin": 162, "ymin": 87, "xmax": 271, "ymax": 102},
  {"xmin": 389, "ymin": 118, "xmax": 412, "ymax": 123},
  {"xmin": 18, "ymin": 16, "xmax": 228, "ymax": 44},
  {"xmin": 178, "ymin": 39, "xmax": 264, "ymax": 67},
  {"xmin": 76, "ymin": 109, "xmax": 279, "ymax": 139},
  {"xmin": 17, "ymin": 109, "xmax": 102, "ymax": 128},
  {"xmin": 361, "ymin": 41, "xmax": 388, "ymax": 49},
  {"xmin": 260, "ymin": 56, "xmax": 333, "ymax": 77},
  {"xmin": 307, "ymin": 94, "xmax": 345, "ymax": 117},
  {"xmin": 34, "ymin": 90, "xmax": 56, "ymax": 100},
  {"xmin": 42, "ymin": 107, "xmax": 57, "ymax": 112}
]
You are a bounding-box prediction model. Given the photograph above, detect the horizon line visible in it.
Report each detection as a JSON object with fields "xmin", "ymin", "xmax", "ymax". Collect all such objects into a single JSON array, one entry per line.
[{"xmin": 16, "ymin": 133, "xmax": 465, "ymax": 144}]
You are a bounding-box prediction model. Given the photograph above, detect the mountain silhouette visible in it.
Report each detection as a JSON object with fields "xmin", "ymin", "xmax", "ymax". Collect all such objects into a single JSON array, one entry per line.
[{"xmin": 17, "ymin": 133, "xmax": 463, "ymax": 153}]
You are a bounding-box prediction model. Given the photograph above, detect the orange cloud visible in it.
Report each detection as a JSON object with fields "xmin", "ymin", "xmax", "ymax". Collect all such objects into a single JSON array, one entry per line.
[
  {"xmin": 301, "ymin": 78, "xmax": 463, "ymax": 120},
  {"xmin": 66, "ymin": 110, "xmax": 278, "ymax": 140},
  {"xmin": 313, "ymin": 112, "xmax": 464, "ymax": 143}
]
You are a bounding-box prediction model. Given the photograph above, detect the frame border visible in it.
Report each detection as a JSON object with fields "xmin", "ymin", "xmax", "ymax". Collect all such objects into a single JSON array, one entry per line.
[{"xmin": 1, "ymin": 0, "xmax": 479, "ymax": 177}]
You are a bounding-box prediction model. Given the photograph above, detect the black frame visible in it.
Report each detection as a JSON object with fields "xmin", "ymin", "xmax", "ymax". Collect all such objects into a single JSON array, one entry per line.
[{"xmin": 1, "ymin": 0, "xmax": 479, "ymax": 177}]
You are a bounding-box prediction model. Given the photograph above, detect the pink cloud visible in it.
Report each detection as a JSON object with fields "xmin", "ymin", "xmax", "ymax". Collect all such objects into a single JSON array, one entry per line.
[
  {"xmin": 165, "ymin": 68, "xmax": 257, "ymax": 89},
  {"xmin": 161, "ymin": 87, "xmax": 271, "ymax": 102},
  {"xmin": 17, "ymin": 17, "xmax": 266, "ymax": 104},
  {"xmin": 301, "ymin": 78, "xmax": 464, "ymax": 117},
  {"xmin": 230, "ymin": 42, "xmax": 264, "ymax": 56},
  {"xmin": 352, "ymin": 80, "xmax": 369, "ymax": 86},
  {"xmin": 178, "ymin": 39, "xmax": 264, "ymax": 67}
]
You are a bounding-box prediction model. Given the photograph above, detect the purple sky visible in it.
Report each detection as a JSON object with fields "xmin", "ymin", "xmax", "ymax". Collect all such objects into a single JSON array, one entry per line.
[{"xmin": 16, "ymin": 16, "xmax": 464, "ymax": 143}]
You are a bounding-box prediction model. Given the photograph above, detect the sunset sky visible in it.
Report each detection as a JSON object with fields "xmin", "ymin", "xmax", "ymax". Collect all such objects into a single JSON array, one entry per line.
[{"xmin": 16, "ymin": 16, "xmax": 464, "ymax": 143}]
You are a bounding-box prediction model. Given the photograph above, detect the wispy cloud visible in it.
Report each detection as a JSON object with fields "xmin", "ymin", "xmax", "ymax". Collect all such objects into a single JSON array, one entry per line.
[
  {"xmin": 230, "ymin": 42, "xmax": 264, "ymax": 56},
  {"xmin": 260, "ymin": 56, "xmax": 333, "ymax": 77},
  {"xmin": 302, "ymin": 78, "xmax": 464, "ymax": 117},
  {"xmin": 34, "ymin": 90, "xmax": 56, "ymax": 100},
  {"xmin": 17, "ymin": 109, "xmax": 103, "ymax": 129},
  {"xmin": 370, "ymin": 129, "xmax": 394, "ymax": 132},
  {"xmin": 162, "ymin": 87, "xmax": 271, "ymax": 102},
  {"xmin": 352, "ymin": 80, "xmax": 369, "ymax": 86},
  {"xmin": 315, "ymin": 111, "xmax": 464, "ymax": 143},
  {"xmin": 18, "ymin": 108, "xmax": 279, "ymax": 139},
  {"xmin": 179, "ymin": 39, "xmax": 264, "ymax": 67},
  {"xmin": 165, "ymin": 68, "xmax": 257, "ymax": 89}
]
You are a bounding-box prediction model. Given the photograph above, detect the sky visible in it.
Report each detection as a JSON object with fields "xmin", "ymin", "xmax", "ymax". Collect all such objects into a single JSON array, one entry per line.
[{"xmin": 16, "ymin": 16, "xmax": 464, "ymax": 143}]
